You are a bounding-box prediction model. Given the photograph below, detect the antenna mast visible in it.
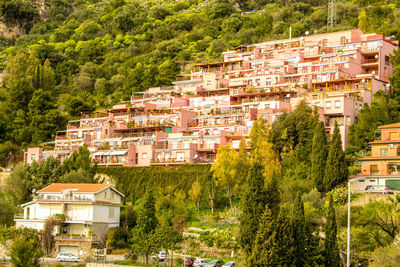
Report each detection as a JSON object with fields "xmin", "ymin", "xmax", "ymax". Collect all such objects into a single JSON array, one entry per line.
[{"xmin": 327, "ymin": 0, "xmax": 337, "ymax": 27}]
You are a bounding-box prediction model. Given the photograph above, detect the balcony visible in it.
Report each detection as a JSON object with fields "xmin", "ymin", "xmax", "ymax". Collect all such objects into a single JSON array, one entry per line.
[
  {"xmin": 33, "ymin": 194, "xmax": 94, "ymax": 203},
  {"xmin": 55, "ymin": 235, "xmax": 98, "ymax": 242}
]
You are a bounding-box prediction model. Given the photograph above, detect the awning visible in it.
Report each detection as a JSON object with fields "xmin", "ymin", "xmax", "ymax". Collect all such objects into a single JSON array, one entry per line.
[
  {"xmin": 108, "ymin": 150, "xmax": 128, "ymax": 156},
  {"xmin": 93, "ymin": 150, "xmax": 128, "ymax": 156}
]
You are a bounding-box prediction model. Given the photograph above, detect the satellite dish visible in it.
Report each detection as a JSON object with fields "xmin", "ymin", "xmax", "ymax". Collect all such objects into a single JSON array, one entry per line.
[
  {"xmin": 32, "ymin": 188, "xmax": 36, "ymax": 194},
  {"xmin": 193, "ymin": 154, "xmax": 198, "ymax": 160},
  {"xmin": 361, "ymin": 79, "xmax": 365, "ymax": 83},
  {"xmin": 305, "ymin": 31, "xmax": 310, "ymax": 36},
  {"xmin": 375, "ymin": 55, "xmax": 379, "ymax": 59}
]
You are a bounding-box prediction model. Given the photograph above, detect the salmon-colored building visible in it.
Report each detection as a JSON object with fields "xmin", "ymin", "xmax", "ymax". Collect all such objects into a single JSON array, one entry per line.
[
  {"xmin": 25, "ymin": 29, "xmax": 397, "ymax": 166},
  {"xmin": 352, "ymin": 123, "xmax": 400, "ymax": 191}
]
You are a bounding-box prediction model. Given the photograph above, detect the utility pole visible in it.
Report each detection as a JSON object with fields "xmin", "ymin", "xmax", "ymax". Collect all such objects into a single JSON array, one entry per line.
[{"xmin": 327, "ymin": 0, "xmax": 337, "ymax": 27}]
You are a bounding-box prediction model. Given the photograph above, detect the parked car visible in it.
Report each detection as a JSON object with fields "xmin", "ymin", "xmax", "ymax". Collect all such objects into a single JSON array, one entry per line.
[
  {"xmin": 222, "ymin": 262, "xmax": 236, "ymax": 267},
  {"xmin": 205, "ymin": 260, "xmax": 224, "ymax": 267},
  {"xmin": 194, "ymin": 258, "xmax": 208, "ymax": 267},
  {"xmin": 184, "ymin": 256, "xmax": 196, "ymax": 266},
  {"xmin": 56, "ymin": 252, "xmax": 80, "ymax": 262},
  {"xmin": 365, "ymin": 185, "xmax": 392, "ymax": 193},
  {"xmin": 5, "ymin": 168, "xmax": 13, "ymax": 172},
  {"xmin": 158, "ymin": 250, "xmax": 169, "ymax": 261}
]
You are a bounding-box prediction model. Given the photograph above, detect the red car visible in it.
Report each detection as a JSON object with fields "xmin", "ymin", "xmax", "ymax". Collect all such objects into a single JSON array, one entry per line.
[{"xmin": 184, "ymin": 257, "xmax": 195, "ymax": 266}]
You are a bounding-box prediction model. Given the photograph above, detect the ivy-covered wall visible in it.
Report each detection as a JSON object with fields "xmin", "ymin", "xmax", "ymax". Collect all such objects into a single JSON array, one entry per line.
[{"xmin": 97, "ymin": 165, "xmax": 211, "ymax": 200}]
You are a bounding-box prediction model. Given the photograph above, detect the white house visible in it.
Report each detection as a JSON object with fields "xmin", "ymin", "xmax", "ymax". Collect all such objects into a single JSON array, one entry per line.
[{"xmin": 15, "ymin": 183, "xmax": 124, "ymax": 257}]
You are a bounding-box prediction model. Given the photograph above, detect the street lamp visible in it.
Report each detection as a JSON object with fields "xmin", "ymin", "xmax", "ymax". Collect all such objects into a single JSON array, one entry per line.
[{"xmin": 347, "ymin": 177, "xmax": 365, "ymax": 267}]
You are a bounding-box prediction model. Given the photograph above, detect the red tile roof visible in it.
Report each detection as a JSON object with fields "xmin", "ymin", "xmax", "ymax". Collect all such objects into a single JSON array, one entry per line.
[
  {"xmin": 378, "ymin": 122, "xmax": 400, "ymax": 129},
  {"xmin": 37, "ymin": 183, "xmax": 111, "ymax": 193}
]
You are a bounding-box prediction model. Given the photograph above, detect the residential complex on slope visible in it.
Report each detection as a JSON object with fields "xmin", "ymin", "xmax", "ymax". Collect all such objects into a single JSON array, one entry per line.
[
  {"xmin": 15, "ymin": 183, "xmax": 124, "ymax": 256},
  {"xmin": 25, "ymin": 29, "xmax": 397, "ymax": 166}
]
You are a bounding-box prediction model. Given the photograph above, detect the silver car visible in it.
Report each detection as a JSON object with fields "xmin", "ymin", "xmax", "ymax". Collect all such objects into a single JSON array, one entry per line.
[
  {"xmin": 194, "ymin": 258, "xmax": 208, "ymax": 267},
  {"xmin": 56, "ymin": 252, "xmax": 80, "ymax": 262}
]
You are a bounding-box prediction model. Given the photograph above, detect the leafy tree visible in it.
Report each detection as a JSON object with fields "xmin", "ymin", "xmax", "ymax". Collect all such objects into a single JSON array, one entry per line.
[
  {"xmin": 348, "ymin": 91, "xmax": 400, "ymax": 151},
  {"xmin": 42, "ymin": 215, "xmax": 63, "ymax": 255},
  {"xmin": 0, "ymin": 194, "xmax": 18, "ymax": 227},
  {"xmin": 107, "ymin": 227, "xmax": 128, "ymax": 249},
  {"xmin": 239, "ymin": 162, "xmax": 267, "ymax": 258},
  {"xmin": 10, "ymin": 238, "xmax": 43, "ymax": 267},
  {"xmin": 211, "ymin": 145, "xmax": 238, "ymax": 210},
  {"xmin": 0, "ymin": 141, "xmax": 23, "ymax": 167},
  {"xmin": 250, "ymin": 118, "xmax": 281, "ymax": 180},
  {"xmin": 325, "ymin": 195, "xmax": 340, "ymax": 267},
  {"xmin": 324, "ymin": 122, "xmax": 348, "ymax": 192},
  {"xmin": 153, "ymin": 223, "xmax": 183, "ymax": 267},
  {"xmin": 189, "ymin": 181, "xmax": 202, "ymax": 210},
  {"xmin": 311, "ymin": 121, "xmax": 328, "ymax": 192}
]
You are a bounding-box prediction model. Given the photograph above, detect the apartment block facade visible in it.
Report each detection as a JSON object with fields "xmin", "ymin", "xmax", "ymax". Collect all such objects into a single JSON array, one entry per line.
[
  {"xmin": 25, "ymin": 29, "xmax": 397, "ymax": 166},
  {"xmin": 352, "ymin": 123, "xmax": 400, "ymax": 191}
]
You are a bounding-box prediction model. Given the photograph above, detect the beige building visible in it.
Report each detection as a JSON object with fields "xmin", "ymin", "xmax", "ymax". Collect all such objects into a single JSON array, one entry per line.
[{"xmin": 15, "ymin": 183, "xmax": 124, "ymax": 257}]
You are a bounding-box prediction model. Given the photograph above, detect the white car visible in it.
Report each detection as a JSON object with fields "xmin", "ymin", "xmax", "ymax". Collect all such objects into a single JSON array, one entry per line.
[
  {"xmin": 56, "ymin": 252, "xmax": 80, "ymax": 262},
  {"xmin": 158, "ymin": 250, "xmax": 169, "ymax": 261},
  {"xmin": 194, "ymin": 258, "xmax": 208, "ymax": 267}
]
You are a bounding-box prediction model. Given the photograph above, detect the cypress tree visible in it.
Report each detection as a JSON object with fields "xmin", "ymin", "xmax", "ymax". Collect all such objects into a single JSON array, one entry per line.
[
  {"xmin": 311, "ymin": 121, "xmax": 328, "ymax": 192},
  {"xmin": 291, "ymin": 193, "xmax": 306, "ymax": 267},
  {"xmin": 325, "ymin": 195, "xmax": 340, "ymax": 267},
  {"xmin": 324, "ymin": 121, "xmax": 348, "ymax": 192},
  {"xmin": 132, "ymin": 190, "xmax": 158, "ymax": 264},
  {"xmin": 239, "ymin": 162, "xmax": 268, "ymax": 258},
  {"xmin": 137, "ymin": 190, "xmax": 158, "ymax": 235},
  {"xmin": 265, "ymin": 170, "xmax": 280, "ymax": 216},
  {"xmin": 248, "ymin": 206, "xmax": 279, "ymax": 267}
]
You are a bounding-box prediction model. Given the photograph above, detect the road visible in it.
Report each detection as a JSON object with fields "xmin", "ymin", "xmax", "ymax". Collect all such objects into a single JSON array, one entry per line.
[{"xmin": 0, "ymin": 257, "xmax": 79, "ymax": 266}]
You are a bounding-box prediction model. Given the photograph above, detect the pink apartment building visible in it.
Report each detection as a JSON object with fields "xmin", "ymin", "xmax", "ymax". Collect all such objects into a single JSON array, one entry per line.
[{"xmin": 25, "ymin": 29, "xmax": 397, "ymax": 165}]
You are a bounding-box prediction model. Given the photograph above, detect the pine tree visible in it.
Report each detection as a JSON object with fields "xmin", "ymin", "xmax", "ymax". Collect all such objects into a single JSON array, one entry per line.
[
  {"xmin": 248, "ymin": 206, "xmax": 279, "ymax": 267},
  {"xmin": 291, "ymin": 193, "xmax": 306, "ymax": 267},
  {"xmin": 312, "ymin": 121, "xmax": 328, "ymax": 192},
  {"xmin": 325, "ymin": 195, "xmax": 341, "ymax": 267},
  {"xmin": 239, "ymin": 162, "xmax": 268, "ymax": 258},
  {"xmin": 132, "ymin": 190, "xmax": 158, "ymax": 264},
  {"xmin": 324, "ymin": 121, "xmax": 348, "ymax": 192}
]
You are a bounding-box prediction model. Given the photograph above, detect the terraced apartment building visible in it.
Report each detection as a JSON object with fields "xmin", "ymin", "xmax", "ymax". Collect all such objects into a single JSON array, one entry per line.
[{"xmin": 25, "ymin": 29, "xmax": 397, "ymax": 167}]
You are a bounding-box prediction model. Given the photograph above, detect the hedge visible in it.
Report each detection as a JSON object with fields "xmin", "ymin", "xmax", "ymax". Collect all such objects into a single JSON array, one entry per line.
[{"xmin": 97, "ymin": 165, "xmax": 212, "ymax": 200}]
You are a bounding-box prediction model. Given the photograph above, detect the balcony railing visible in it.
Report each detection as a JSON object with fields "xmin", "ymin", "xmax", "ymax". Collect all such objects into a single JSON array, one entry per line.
[
  {"xmin": 33, "ymin": 194, "xmax": 94, "ymax": 202},
  {"xmin": 55, "ymin": 235, "xmax": 98, "ymax": 241},
  {"xmin": 14, "ymin": 214, "xmax": 24, "ymax": 219}
]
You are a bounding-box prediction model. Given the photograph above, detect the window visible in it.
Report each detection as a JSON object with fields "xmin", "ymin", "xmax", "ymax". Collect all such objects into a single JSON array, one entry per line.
[
  {"xmin": 369, "ymin": 180, "xmax": 376, "ymax": 182},
  {"xmin": 142, "ymin": 153, "xmax": 147, "ymax": 159},
  {"xmin": 31, "ymin": 154, "xmax": 35, "ymax": 160},
  {"xmin": 335, "ymin": 101, "xmax": 341, "ymax": 108},
  {"xmin": 359, "ymin": 180, "xmax": 365, "ymax": 182},
  {"xmin": 340, "ymin": 36, "xmax": 346, "ymax": 45},
  {"xmin": 380, "ymin": 149, "xmax": 388, "ymax": 157},
  {"xmin": 370, "ymin": 165, "xmax": 378, "ymax": 175},
  {"xmin": 325, "ymin": 102, "xmax": 332, "ymax": 108},
  {"xmin": 390, "ymin": 132, "xmax": 398, "ymax": 140},
  {"xmin": 109, "ymin": 207, "xmax": 115, "ymax": 219}
]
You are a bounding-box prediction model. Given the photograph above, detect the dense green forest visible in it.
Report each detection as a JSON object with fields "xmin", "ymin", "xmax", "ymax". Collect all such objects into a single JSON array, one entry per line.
[{"xmin": 1, "ymin": 0, "xmax": 400, "ymax": 161}]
